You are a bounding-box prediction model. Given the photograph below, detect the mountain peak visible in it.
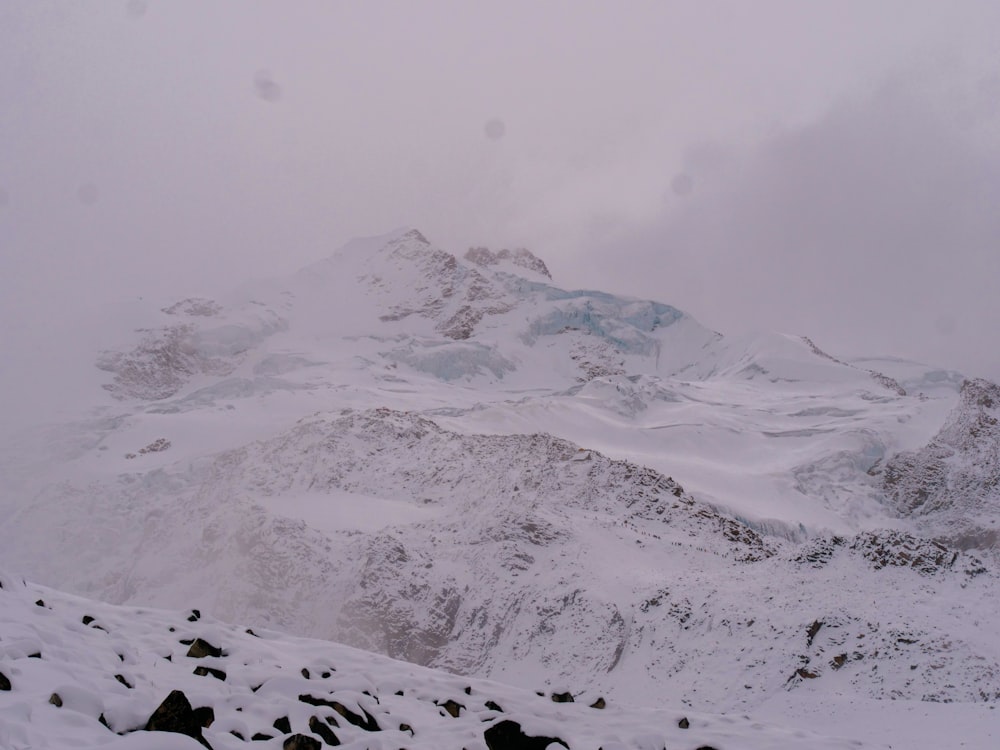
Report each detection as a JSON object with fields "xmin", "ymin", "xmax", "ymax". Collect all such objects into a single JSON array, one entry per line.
[
  {"xmin": 464, "ymin": 246, "xmax": 553, "ymax": 280},
  {"xmin": 396, "ymin": 227, "xmax": 431, "ymax": 245}
]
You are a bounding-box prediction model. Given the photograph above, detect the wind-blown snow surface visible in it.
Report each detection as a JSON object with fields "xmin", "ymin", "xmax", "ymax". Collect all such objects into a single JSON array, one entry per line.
[{"xmin": 2, "ymin": 228, "xmax": 1000, "ymax": 746}]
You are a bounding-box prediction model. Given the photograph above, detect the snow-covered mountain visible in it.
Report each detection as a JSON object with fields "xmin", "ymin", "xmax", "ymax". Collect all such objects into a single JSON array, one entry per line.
[{"xmin": 1, "ymin": 228, "xmax": 998, "ymax": 748}]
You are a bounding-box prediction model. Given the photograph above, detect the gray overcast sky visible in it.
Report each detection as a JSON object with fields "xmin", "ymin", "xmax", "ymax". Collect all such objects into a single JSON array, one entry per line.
[{"xmin": 2, "ymin": 1, "xmax": 999, "ymax": 383}]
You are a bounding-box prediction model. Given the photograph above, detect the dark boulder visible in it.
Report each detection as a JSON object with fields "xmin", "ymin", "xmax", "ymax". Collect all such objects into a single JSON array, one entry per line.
[
  {"xmin": 298, "ymin": 695, "xmax": 379, "ymax": 732},
  {"xmin": 144, "ymin": 689, "xmax": 213, "ymax": 749},
  {"xmin": 186, "ymin": 638, "xmax": 223, "ymax": 658},
  {"xmin": 193, "ymin": 666, "xmax": 226, "ymax": 681},
  {"xmin": 193, "ymin": 706, "xmax": 215, "ymax": 729},
  {"xmin": 308, "ymin": 716, "xmax": 340, "ymax": 746},
  {"xmin": 283, "ymin": 735, "xmax": 322, "ymax": 750},
  {"xmin": 484, "ymin": 719, "xmax": 568, "ymax": 750},
  {"xmin": 273, "ymin": 716, "xmax": 292, "ymax": 734}
]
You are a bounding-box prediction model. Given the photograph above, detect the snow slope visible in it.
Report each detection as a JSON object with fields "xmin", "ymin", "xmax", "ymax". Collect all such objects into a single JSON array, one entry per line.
[
  {"xmin": 1, "ymin": 228, "xmax": 998, "ymax": 746},
  {"xmin": 1, "ymin": 570, "xmax": 908, "ymax": 750}
]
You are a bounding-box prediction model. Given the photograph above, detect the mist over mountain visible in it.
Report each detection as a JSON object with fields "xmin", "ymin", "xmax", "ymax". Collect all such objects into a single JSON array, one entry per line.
[{"xmin": 1, "ymin": 229, "xmax": 998, "ymax": 748}]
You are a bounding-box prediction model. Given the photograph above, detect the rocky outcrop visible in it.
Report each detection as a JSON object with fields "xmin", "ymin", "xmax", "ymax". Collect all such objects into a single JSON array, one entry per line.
[
  {"xmin": 465, "ymin": 246, "xmax": 553, "ymax": 280},
  {"xmin": 98, "ymin": 306, "xmax": 286, "ymax": 400},
  {"xmin": 372, "ymin": 231, "xmax": 517, "ymax": 340},
  {"xmin": 793, "ymin": 530, "xmax": 986, "ymax": 578},
  {"xmin": 800, "ymin": 336, "xmax": 906, "ymax": 395},
  {"xmin": 880, "ymin": 378, "xmax": 1000, "ymax": 550}
]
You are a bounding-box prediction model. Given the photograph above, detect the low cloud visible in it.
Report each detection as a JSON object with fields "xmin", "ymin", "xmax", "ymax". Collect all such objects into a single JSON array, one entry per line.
[{"xmin": 580, "ymin": 67, "xmax": 1000, "ymax": 380}]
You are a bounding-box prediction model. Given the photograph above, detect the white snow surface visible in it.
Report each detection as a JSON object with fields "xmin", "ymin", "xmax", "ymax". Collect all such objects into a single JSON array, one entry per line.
[
  {"xmin": 0, "ymin": 570, "xmax": 910, "ymax": 750},
  {"xmin": 2, "ymin": 228, "xmax": 999, "ymax": 747}
]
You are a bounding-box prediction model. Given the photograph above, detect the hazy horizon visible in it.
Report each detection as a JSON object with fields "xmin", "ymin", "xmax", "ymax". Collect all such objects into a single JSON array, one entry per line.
[{"xmin": 3, "ymin": 1, "xmax": 999, "ymax": 389}]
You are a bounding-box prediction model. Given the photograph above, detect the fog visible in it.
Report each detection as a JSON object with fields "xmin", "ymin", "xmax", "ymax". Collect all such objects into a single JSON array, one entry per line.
[{"xmin": 2, "ymin": 0, "xmax": 999, "ymax": 396}]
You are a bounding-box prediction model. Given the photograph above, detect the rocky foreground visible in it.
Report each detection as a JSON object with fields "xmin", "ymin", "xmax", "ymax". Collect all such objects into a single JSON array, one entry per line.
[{"xmin": 0, "ymin": 570, "xmax": 886, "ymax": 750}]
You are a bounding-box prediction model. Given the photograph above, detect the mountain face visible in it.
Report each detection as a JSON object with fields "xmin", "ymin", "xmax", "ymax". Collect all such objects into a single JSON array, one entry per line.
[
  {"xmin": 91, "ymin": 228, "xmax": 719, "ymax": 400},
  {"xmin": 878, "ymin": 377, "xmax": 1000, "ymax": 548},
  {"xmin": 1, "ymin": 228, "xmax": 999, "ymax": 745}
]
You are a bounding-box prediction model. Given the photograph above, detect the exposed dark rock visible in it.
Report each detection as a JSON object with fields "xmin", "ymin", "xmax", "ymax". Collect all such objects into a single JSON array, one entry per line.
[
  {"xmin": 230, "ymin": 730, "xmax": 245, "ymax": 740},
  {"xmin": 439, "ymin": 699, "xmax": 463, "ymax": 717},
  {"xmin": 283, "ymin": 735, "xmax": 322, "ymax": 750},
  {"xmin": 187, "ymin": 609, "xmax": 201, "ymax": 622},
  {"xmin": 28, "ymin": 652, "xmax": 41, "ymax": 659},
  {"xmin": 464, "ymin": 686, "xmax": 472, "ymax": 695},
  {"xmin": 400, "ymin": 723, "xmax": 414, "ymax": 735},
  {"xmin": 298, "ymin": 695, "xmax": 379, "ymax": 731},
  {"xmin": 193, "ymin": 705, "xmax": 215, "ymax": 728},
  {"xmin": 806, "ymin": 620, "xmax": 824, "ymax": 647},
  {"xmin": 82, "ymin": 615, "xmax": 95, "ymax": 625},
  {"xmin": 186, "ymin": 638, "xmax": 223, "ymax": 658},
  {"xmin": 114, "ymin": 674, "xmax": 133, "ymax": 688},
  {"xmin": 193, "ymin": 666, "xmax": 226, "ymax": 681},
  {"xmin": 464, "ymin": 246, "xmax": 553, "ymax": 280},
  {"xmin": 0, "ymin": 672, "xmax": 10, "ymax": 691},
  {"xmin": 678, "ymin": 717, "xmax": 689, "ymax": 729},
  {"xmin": 137, "ymin": 438, "xmax": 171, "ymax": 455},
  {"xmin": 831, "ymin": 654, "xmax": 848, "ymax": 669},
  {"xmin": 144, "ymin": 690, "xmax": 213, "ymax": 749},
  {"xmin": 301, "ymin": 668, "xmax": 310, "ymax": 679},
  {"xmin": 251, "ymin": 733, "xmax": 273, "ymax": 741},
  {"xmin": 308, "ymin": 715, "xmax": 340, "ymax": 746},
  {"xmin": 99, "ymin": 713, "xmax": 111, "ymax": 729},
  {"xmin": 484, "ymin": 720, "xmax": 568, "ymax": 750},
  {"xmin": 97, "ymin": 322, "xmax": 253, "ymax": 401},
  {"xmin": 850, "ymin": 531, "xmax": 961, "ymax": 575},
  {"xmin": 49, "ymin": 693, "xmax": 63, "ymax": 707},
  {"xmin": 35, "ymin": 599, "xmax": 45, "ymax": 607},
  {"xmin": 273, "ymin": 716, "xmax": 292, "ymax": 734},
  {"xmin": 796, "ymin": 668, "xmax": 819, "ymax": 679},
  {"xmin": 484, "ymin": 700, "xmax": 504, "ymax": 712},
  {"xmin": 793, "ymin": 536, "xmax": 845, "ymax": 568},
  {"xmin": 589, "ymin": 697, "xmax": 606, "ymax": 709},
  {"xmin": 550, "ymin": 691, "xmax": 574, "ymax": 703},
  {"xmin": 882, "ymin": 379, "xmax": 1000, "ymax": 545}
]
